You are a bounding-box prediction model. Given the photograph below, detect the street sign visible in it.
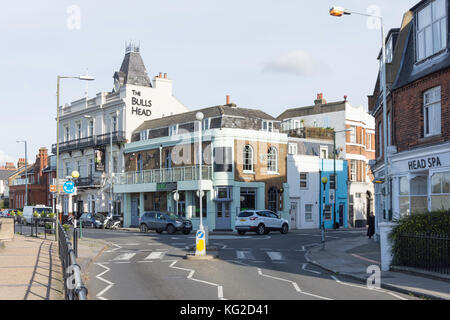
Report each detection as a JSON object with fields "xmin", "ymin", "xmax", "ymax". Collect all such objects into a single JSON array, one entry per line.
[
  {"xmin": 50, "ymin": 185, "xmax": 64, "ymax": 193},
  {"xmin": 329, "ymin": 189, "xmax": 335, "ymax": 204},
  {"xmin": 195, "ymin": 228, "xmax": 206, "ymax": 256},
  {"xmin": 63, "ymin": 181, "xmax": 75, "ymax": 194}
]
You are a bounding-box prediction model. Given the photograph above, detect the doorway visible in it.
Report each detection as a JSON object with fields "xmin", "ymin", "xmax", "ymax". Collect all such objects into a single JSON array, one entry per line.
[
  {"xmin": 339, "ymin": 203, "xmax": 345, "ymax": 228},
  {"xmin": 215, "ymin": 202, "xmax": 231, "ymax": 230},
  {"xmin": 131, "ymin": 196, "xmax": 140, "ymax": 227},
  {"xmin": 290, "ymin": 201, "xmax": 298, "ymax": 229}
]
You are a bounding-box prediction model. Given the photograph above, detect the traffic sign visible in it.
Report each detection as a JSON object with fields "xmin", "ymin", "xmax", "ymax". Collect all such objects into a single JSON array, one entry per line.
[
  {"xmin": 63, "ymin": 181, "xmax": 75, "ymax": 194},
  {"xmin": 195, "ymin": 228, "xmax": 206, "ymax": 256}
]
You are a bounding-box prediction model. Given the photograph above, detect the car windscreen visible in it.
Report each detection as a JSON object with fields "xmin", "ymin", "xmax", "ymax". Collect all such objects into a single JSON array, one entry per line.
[
  {"xmin": 81, "ymin": 213, "xmax": 91, "ymax": 219},
  {"xmin": 168, "ymin": 214, "xmax": 181, "ymax": 220},
  {"xmin": 238, "ymin": 211, "xmax": 254, "ymax": 218}
]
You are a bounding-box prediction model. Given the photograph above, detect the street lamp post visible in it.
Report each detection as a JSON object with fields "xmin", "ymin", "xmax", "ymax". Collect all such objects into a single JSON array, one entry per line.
[
  {"xmin": 195, "ymin": 112, "xmax": 206, "ymax": 257},
  {"xmin": 330, "ymin": 6, "xmax": 390, "ymax": 230},
  {"xmin": 109, "ymin": 110, "xmax": 120, "ymax": 218},
  {"xmin": 56, "ymin": 75, "xmax": 94, "ymax": 244},
  {"xmin": 16, "ymin": 140, "xmax": 28, "ymax": 207},
  {"xmin": 321, "ymin": 176, "xmax": 328, "ymax": 249}
]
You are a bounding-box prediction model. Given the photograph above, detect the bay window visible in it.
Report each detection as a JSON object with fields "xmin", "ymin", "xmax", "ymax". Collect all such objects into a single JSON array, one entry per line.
[{"xmin": 431, "ymin": 171, "xmax": 450, "ymax": 210}]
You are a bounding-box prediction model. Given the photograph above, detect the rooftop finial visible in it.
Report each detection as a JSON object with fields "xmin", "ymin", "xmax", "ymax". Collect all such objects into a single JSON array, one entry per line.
[{"xmin": 125, "ymin": 40, "xmax": 140, "ymax": 54}]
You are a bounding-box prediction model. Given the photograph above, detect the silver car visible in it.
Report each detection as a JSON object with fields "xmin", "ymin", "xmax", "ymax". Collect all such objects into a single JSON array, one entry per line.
[{"xmin": 139, "ymin": 211, "xmax": 192, "ymax": 234}]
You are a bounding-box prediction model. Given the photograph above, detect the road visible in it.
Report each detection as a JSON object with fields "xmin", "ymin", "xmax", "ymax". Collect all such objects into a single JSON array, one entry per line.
[{"xmin": 78, "ymin": 228, "xmax": 417, "ymax": 301}]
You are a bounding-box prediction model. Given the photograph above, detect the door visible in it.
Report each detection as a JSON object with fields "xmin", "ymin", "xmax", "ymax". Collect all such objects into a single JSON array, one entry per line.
[
  {"xmin": 339, "ymin": 203, "xmax": 345, "ymax": 228},
  {"xmin": 131, "ymin": 196, "xmax": 140, "ymax": 227},
  {"xmin": 178, "ymin": 202, "xmax": 186, "ymax": 218},
  {"xmin": 290, "ymin": 202, "xmax": 298, "ymax": 229},
  {"xmin": 215, "ymin": 202, "xmax": 231, "ymax": 230}
]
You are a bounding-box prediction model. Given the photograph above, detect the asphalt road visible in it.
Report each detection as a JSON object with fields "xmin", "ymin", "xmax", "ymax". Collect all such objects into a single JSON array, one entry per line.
[{"xmin": 79, "ymin": 228, "xmax": 418, "ymax": 301}]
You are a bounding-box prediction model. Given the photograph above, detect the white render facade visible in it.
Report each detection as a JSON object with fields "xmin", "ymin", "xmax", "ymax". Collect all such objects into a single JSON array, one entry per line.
[{"xmin": 55, "ymin": 47, "xmax": 188, "ymax": 218}]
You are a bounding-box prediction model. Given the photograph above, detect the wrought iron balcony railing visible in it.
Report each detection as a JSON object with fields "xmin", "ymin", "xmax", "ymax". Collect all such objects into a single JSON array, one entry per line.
[{"xmin": 52, "ymin": 131, "xmax": 126, "ymax": 154}]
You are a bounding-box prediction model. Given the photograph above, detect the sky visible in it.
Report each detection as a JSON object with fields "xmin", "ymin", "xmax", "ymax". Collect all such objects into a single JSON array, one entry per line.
[{"xmin": 0, "ymin": 0, "xmax": 419, "ymax": 165}]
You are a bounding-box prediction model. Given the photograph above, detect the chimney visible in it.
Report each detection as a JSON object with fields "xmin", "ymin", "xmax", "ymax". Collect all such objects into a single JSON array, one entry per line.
[
  {"xmin": 344, "ymin": 95, "xmax": 348, "ymax": 102},
  {"xmin": 314, "ymin": 93, "xmax": 327, "ymax": 105},
  {"xmin": 226, "ymin": 95, "xmax": 230, "ymax": 105},
  {"xmin": 38, "ymin": 147, "xmax": 48, "ymax": 176},
  {"xmin": 18, "ymin": 158, "xmax": 26, "ymax": 168},
  {"xmin": 158, "ymin": 72, "xmax": 162, "ymax": 78},
  {"xmin": 164, "ymin": 73, "xmax": 167, "ymax": 79}
]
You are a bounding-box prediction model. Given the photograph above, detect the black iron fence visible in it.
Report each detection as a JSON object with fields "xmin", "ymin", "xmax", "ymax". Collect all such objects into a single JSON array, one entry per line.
[
  {"xmin": 393, "ymin": 233, "xmax": 449, "ymax": 275},
  {"xmin": 58, "ymin": 222, "xmax": 87, "ymax": 300}
]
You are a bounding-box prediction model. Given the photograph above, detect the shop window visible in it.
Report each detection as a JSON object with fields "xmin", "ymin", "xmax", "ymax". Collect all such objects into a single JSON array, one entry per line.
[
  {"xmin": 410, "ymin": 176, "xmax": 428, "ymax": 214},
  {"xmin": 431, "ymin": 171, "xmax": 450, "ymax": 211},
  {"xmin": 399, "ymin": 176, "xmax": 410, "ymax": 217},
  {"xmin": 240, "ymin": 188, "xmax": 256, "ymax": 211}
]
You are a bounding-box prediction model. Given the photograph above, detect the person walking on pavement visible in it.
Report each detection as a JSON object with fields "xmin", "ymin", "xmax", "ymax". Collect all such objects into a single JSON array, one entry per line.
[{"xmin": 367, "ymin": 212, "xmax": 375, "ymax": 239}]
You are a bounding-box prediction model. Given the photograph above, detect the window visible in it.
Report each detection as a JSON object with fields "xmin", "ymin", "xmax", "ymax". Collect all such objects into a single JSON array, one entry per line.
[
  {"xmin": 320, "ymin": 146, "xmax": 328, "ymax": 159},
  {"xmin": 65, "ymin": 162, "xmax": 71, "ymax": 177},
  {"xmin": 268, "ymin": 188, "xmax": 278, "ymax": 212},
  {"xmin": 76, "ymin": 123, "xmax": 82, "ymax": 139},
  {"xmin": 76, "ymin": 161, "xmax": 82, "ymax": 175},
  {"xmin": 330, "ymin": 174, "xmax": 336, "ymax": 189},
  {"xmin": 350, "ymin": 160, "xmax": 357, "ymax": 182},
  {"xmin": 214, "ymin": 147, "xmax": 232, "ymax": 172},
  {"xmin": 300, "ymin": 173, "xmax": 308, "ymax": 189},
  {"xmin": 324, "ymin": 205, "xmax": 332, "ymax": 220},
  {"xmin": 113, "ymin": 156, "xmax": 118, "ymax": 173},
  {"xmin": 202, "ymin": 118, "xmax": 210, "ymax": 130},
  {"xmin": 262, "ymin": 121, "xmax": 274, "ymax": 132},
  {"xmin": 378, "ymin": 123, "xmax": 383, "ymax": 157},
  {"xmin": 387, "ymin": 112, "xmax": 392, "ymax": 146},
  {"xmin": 194, "ymin": 193, "xmax": 207, "ymax": 218},
  {"xmin": 410, "ymin": 176, "xmax": 428, "ymax": 214},
  {"xmin": 288, "ymin": 143, "xmax": 298, "ymax": 155},
  {"xmin": 294, "ymin": 120, "xmax": 300, "ymax": 129},
  {"xmin": 88, "ymin": 159, "xmax": 94, "ymax": 176},
  {"xmin": 431, "ymin": 171, "xmax": 450, "ymax": 210},
  {"xmin": 349, "ymin": 126, "xmax": 356, "ymax": 143},
  {"xmin": 216, "ymin": 187, "xmax": 232, "ymax": 201},
  {"xmin": 64, "ymin": 126, "xmax": 70, "ymax": 142},
  {"xmin": 267, "ymin": 147, "xmax": 278, "ymax": 173},
  {"xmin": 112, "ymin": 115, "xmax": 118, "ymax": 132},
  {"xmin": 386, "ymin": 35, "xmax": 394, "ymax": 63},
  {"xmin": 368, "ymin": 133, "xmax": 372, "ymax": 150},
  {"xmin": 169, "ymin": 125, "xmax": 178, "ymax": 136},
  {"xmin": 243, "ymin": 145, "xmax": 254, "ymax": 172},
  {"xmin": 416, "ymin": 0, "xmax": 447, "ymax": 61},
  {"xmin": 305, "ymin": 204, "xmax": 313, "ymax": 221},
  {"xmin": 164, "ymin": 150, "xmax": 172, "ymax": 168},
  {"xmin": 424, "ymin": 86, "xmax": 441, "ymax": 137},
  {"xmin": 88, "ymin": 120, "xmax": 94, "ymax": 137}
]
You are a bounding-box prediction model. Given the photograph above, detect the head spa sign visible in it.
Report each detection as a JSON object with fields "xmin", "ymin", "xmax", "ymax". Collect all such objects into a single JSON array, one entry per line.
[
  {"xmin": 131, "ymin": 90, "xmax": 152, "ymax": 116},
  {"xmin": 408, "ymin": 156, "xmax": 442, "ymax": 171}
]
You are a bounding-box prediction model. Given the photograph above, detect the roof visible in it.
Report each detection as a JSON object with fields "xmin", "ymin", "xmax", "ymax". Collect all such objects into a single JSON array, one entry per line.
[
  {"xmin": 113, "ymin": 51, "xmax": 152, "ymax": 88},
  {"xmin": 0, "ymin": 170, "xmax": 12, "ymax": 181},
  {"xmin": 276, "ymin": 101, "xmax": 346, "ymax": 121},
  {"xmin": 134, "ymin": 105, "xmax": 278, "ymax": 133}
]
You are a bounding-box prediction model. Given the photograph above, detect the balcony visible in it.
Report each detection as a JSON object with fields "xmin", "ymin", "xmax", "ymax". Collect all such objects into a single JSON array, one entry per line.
[
  {"xmin": 74, "ymin": 176, "xmax": 102, "ymax": 188},
  {"xmin": 52, "ymin": 131, "xmax": 126, "ymax": 154},
  {"xmin": 115, "ymin": 166, "xmax": 213, "ymax": 185}
]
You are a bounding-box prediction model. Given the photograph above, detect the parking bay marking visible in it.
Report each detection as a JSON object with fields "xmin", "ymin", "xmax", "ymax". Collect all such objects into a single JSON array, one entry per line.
[
  {"xmin": 145, "ymin": 251, "xmax": 166, "ymax": 260},
  {"xmin": 113, "ymin": 253, "xmax": 136, "ymax": 261},
  {"xmin": 236, "ymin": 251, "xmax": 255, "ymax": 260}
]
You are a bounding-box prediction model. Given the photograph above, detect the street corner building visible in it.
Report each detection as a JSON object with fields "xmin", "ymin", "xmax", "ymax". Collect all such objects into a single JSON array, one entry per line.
[
  {"xmin": 368, "ymin": 0, "xmax": 450, "ymax": 233},
  {"xmin": 53, "ymin": 43, "xmax": 188, "ymax": 220},
  {"xmin": 114, "ymin": 98, "xmax": 290, "ymax": 231},
  {"xmin": 278, "ymin": 93, "xmax": 375, "ymax": 229}
]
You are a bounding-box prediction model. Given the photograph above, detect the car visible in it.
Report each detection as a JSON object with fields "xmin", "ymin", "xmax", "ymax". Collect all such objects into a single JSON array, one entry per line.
[
  {"xmin": 139, "ymin": 211, "xmax": 192, "ymax": 235},
  {"xmin": 23, "ymin": 206, "xmax": 52, "ymax": 225},
  {"xmin": 235, "ymin": 210, "xmax": 289, "ymax": 235},
  {"xmin": 79, "ymin": 213, "xmax": 105, "ymax": 229}
]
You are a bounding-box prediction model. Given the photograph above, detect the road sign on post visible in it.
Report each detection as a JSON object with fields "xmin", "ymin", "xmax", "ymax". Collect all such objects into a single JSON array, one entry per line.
[
  {"xmin": 63, "ymin": 181, "xmax": 75, "ymax": 194},
  {"xmin": 195, "ymin": 229, "xmax": 206, "ymax": 256}
]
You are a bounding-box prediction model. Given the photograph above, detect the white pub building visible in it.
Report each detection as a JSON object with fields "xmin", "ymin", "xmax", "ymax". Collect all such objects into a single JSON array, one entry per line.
[{"xmin": 54, "ymin": 44, "xmax": 188, "ymax": 219}]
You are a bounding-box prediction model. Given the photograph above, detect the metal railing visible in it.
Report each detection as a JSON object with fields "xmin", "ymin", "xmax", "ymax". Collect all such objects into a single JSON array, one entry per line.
[
  {"xmin": 51, "ymin": 131, "xmax": 126, "ymax": 153},
  {"xmin": 115, "ymin": 165, "xmax": 213, "ymax": 185},
  {"xmin": 58, "ymin": 221, "xmax": 87, "ymax": 300},
  {"xmin": 393, "ymin": 233, "xmax": 449, "ymax": 275}
]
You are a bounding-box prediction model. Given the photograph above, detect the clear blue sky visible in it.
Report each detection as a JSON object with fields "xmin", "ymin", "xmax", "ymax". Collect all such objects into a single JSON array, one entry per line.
[{"xmin": 0, "ymin": 0, "xmax": 418, "ymax": 164}]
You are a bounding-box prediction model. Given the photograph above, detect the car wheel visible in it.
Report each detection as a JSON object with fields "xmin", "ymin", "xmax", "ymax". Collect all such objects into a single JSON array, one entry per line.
[
  {"xmin": 281, "ymin": 223, "xmax": 289, "ymax": 234},
  {"xmin": 256, "ymin": 224, "xmax": 265, "ymax": 235},
  {"xmin": 182, "ymin": 228, "xmax": 191, "ymax": 235},
  {"xmin": 140, "ymin": 224, "xmax": 148, "ymax": 233},
  {"xmin": 156, "ymin": 228, "xmax": 163, "ymax": 234},
  {"xmin": 238, "ymin": 230, "xmax": 246, "ymax": 235},
  {"xmin": 166, "ymin": 224, "xmax": 176, "ymax": 234}
]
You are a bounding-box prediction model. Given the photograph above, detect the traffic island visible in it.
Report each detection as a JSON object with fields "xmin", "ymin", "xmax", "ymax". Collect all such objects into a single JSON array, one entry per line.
[{"xmin": 185, "ymin": 245, "xmax": 219, "ymax": 260}]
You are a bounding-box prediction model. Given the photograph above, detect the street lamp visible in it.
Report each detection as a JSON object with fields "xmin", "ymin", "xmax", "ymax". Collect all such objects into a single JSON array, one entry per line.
[
  {"xmin": 329, "ymin": 6, "xmax": 389, "ymax": 230},
  {"xmin": 56, "ymin": 75, "xmax": 94, "ymax": 244},
  {"xmin": 195, "ymin": 111, "xmax": 206, "ymax": 257},
  {"xmin": 16, "ymin": 140, "xmax": 28, "ymax": 207},
  {"xmin": 321, "ymin": 176, "xmax": 328, "ymax": 248}
]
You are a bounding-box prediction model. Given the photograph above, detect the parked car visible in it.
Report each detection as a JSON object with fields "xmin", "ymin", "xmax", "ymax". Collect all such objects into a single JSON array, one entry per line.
[
  {"xmin": 79, "ymin": 213, "xmax": 105, "ymax": 229},
  {"xmin": 235, "ymin": 210, "xmax": 289, "ymax": 235},
  {"xmin": 139, "ymin": 212, "xmax": 192, "ymax": 234}
]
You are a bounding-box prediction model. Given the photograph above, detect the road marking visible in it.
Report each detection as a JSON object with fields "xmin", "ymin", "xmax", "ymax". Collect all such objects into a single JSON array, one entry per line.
[
  {"xmin": 136, "ymin": 261, "xmax": 154, "ymax": 263},
  {"xmin": 105, "ymin": 242, "xmax": 122, "ymax": 253},
  {"xmin": 113, "ymin": 253, "xmax": 136, "ymax": 261},
  {"xmin": 330, "ymin": 275, "xmax": 408, "ymax": 300},
  {"xmin": 302, "ymin": 263, "xmax": 322, "ymax": 275},
  {"xmin": 349, "ymin": 253, "xmax": 381, "ymax": 265},
  {"xmin": 266, "ymin": 252, "xmax": 284, "ymax": 261},
  {"xmin": 121, "ymin": 243, "xmax": 141, "ymax": 246},
  {"xmin": 236, "ymin": 251, "xmax": 255, "ymax": 260},
  {"xmin": 167, "ymin": 260, "xmax": 227, "ymax": 300},
  {"xmin": 145, "ymin": 251, "xmax": 165, "ymax": 260},
  {"xmin": 95, "ymin": 263, "xmax": 114, "ymax": 300}
]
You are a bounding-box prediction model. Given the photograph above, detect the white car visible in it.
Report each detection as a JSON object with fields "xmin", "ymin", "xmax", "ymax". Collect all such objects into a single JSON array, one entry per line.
[{"xmin": 235, "ymin": 210, "xmax": 289, "ymax": 235}]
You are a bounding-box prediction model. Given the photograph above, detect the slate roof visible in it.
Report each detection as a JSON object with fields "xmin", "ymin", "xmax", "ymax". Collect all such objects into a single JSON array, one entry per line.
[
  {"xmin": 0, "ymin": 170, "xmax": 12, "ymax": 181},
  {"xmin": 134, "ymin": 105, "xmax": 278, "ymax": 133},
  {"xmin": 114, "ymin": 51, "xmax": 152, "ymax": 88},
  {"xmin": 276, "ymin": 101, "xmax": 346, "ymax": 121}
]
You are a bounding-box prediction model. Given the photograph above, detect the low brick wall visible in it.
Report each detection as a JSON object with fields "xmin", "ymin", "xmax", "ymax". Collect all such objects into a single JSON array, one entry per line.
[{"xmin": 0, "ymin": 218, "xmax": 14, "ymax": 240}]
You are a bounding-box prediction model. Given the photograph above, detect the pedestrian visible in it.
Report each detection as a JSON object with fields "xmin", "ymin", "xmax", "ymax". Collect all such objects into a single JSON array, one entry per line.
[{"xmin": 367, "ymin": 212, "xmax": 375, "ymax": 239}]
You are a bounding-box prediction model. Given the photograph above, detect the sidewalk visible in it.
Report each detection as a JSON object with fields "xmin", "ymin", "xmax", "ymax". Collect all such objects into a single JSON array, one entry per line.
[
  {"xmin": 307, "ymin": 236, "xmax": 450, "ymax": 300},
  {"xmin": 0, "ymin": 235, "xmax": 64, "ymax": 300},
  {"xmin": 75, "ymin": 237, "xmax": 110, "ymax": 288}
]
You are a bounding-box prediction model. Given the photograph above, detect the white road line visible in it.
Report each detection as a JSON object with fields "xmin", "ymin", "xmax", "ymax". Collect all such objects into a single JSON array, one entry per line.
[
  {"xmin": 136, "ymin": 261, "xmax": 154, "ymax": 263},
  {"xmin": 330, "ymin": 275, "xmax": 408, "ymax": 300},
  {"xmin": 105, "ymin": 242, "xmax": 122, "ymax": 253},
  {"xmin": 167, "ymin": 260, "xmax": 227, "ymax": 300},
  {"xmin": 121, "ymin": 243, "xmax": 141, "ymax": 246},
  {"xmin": 302, "ymin": 263, "xmax": 322, "ymax": 275},
  {"xmin": 95, "ymin": 263, "xmax": 114, "ymax": 300},
  {"xmin": 266, "ymin": 252, "xmax": 284, "ymax": 261},
  {"xmin": 113, "ymin": 253, "xmax": 136, "ymax": 261},
  {"xmin": 145, "ymin": 251, "xmax": 165, "ymax": 260},
  {"xmin": 236, "ymin": 251, "xmax": 254, "ymax": 260}
]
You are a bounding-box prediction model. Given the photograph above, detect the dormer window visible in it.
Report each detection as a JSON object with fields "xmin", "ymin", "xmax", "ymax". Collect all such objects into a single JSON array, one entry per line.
[
  {"xmin": 140, "ymin": 130, "xmax": 148, "ymax": 141},
  {"xmin": 386, "ymin": 35, "xmax": 394, "ymax": 63},
  {"xmin": 202, "ymin": 118, "xmax": 210, "ymax": 130},
  {"xmin": 416, "ymin": 0, "xmax": 447, "ymax": 62},
  {"xmin": 169, "ymin": 125, "xmax": 178, "ymax": 136},
  {"xmin": 262, "ymin": 120, "xmax": 274, "ymax": 132}
]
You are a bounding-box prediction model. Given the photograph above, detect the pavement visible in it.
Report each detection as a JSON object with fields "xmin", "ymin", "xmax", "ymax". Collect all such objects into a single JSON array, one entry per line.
[
  {"xmin": 0, "ymin": 235, "xmax": 64, "ymax": 300},
  {"xmin": 307, "ymin": 235, "xmax": 450, "ymax": 300}
]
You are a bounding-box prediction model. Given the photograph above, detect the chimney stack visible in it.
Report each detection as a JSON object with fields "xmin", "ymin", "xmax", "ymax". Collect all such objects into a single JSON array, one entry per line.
[
  {"xmin": 226, "ymin": 95, "xmax": 231, "ymax": 105},
  {"xmin": 18, "ymin": 158, "xmax": 26, "ymax": 168},
  {"xmin": 159, "ymin": 72, "xmax": 162, "ymax": 78},
  {"xmin": 314, "ymin": 93, "xmax": 327, "ymax": 105},
  {"xmin": 164, "ymin": 73, "xmax": 167, "ymax": 79}
]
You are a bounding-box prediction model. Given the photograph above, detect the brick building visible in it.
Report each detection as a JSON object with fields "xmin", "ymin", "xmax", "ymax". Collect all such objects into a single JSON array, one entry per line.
[
  {"xmin": 368, "ymin": 0, "xmax": 449, "ymax": 228},
  {"xmin": 9, "ymin": 148, "xmax": 56, "ymax": 209}
]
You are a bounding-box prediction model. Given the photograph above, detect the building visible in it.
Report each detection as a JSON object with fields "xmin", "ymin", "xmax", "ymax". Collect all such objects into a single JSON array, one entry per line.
[
  {"xmin": 53, "ymin": 43, "xmax": 188, "ymax": 219},
  {"xmin": 0, "ymin": 162, "xmax": 17, "ymax": 205},
  {"xmin": 368, "ymin": 0, "xmax": 449, "ymax": 229},
  {"xmin": 9, "ymin": 148, "xmax": 55, "ymax": 209},
  {"xmin": 278, "ymin": 94, "xmax": 375, "ymax": 227},
  {"xmin": 286, "ymin": 128, "xmax": 348, "ymax": 229},
  {"xmin": 114, "ymin": 99, "xmax": 290, "ymax": 230}
]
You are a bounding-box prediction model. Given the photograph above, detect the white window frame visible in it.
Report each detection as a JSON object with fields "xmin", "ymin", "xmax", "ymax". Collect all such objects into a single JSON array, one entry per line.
[
  {"xmin": 300, "ymin": 173, "xmax": 308, "ymax": 189},
  {"xmin": 305, "ymin": 204, "xmax": 313, "ymax": 222},
  {"xmin": 202, "ymin": 118, "xmax": 210, "ymax": 130},
  {"xmin": 88, "ymin": 119, "xmax": 94, "ymax": 137},
  {"xmin": 267, "ymin": 147, "xmax": 278, "ymax": 174},
  {"xmin": 169, "ymin": 125, "xmax": 178, "ymax": 136},
  {"xmin": 416, "ymin": 0, "xmax": 447, "ymax": 62},
  {"xmin": 64, "ymin": 125, "xmax": 70, "ymax": 142},
  {"xmin": 349, "ymin": 126, "xmax": 356, "ymax": 144},
  {"xmin": 424, "ymin": 86, "xmax": 441, "ymax": 137},
  {"xmin": 262, "ymin": 121, "xmax": 274, "ymax": 132},
  {"xmin": 288, "ymin": 143, "xmax": 298, "ymax": 155},
  {"xmin": 140, "ymin": 130, "xmax": 148, "ymax": 141},
  {"xmin": 350, "ymin": 160, "xmax": 357, "ymax": 182},
  {"xmin": 76, "ymin": 122, "xmax": 82, "ymax": 140},
  {"xmin": 320, "ymin": 146, "xmax": 328, "ymax": 159},
  {"xmin": 243, "ymin": 145, "xmax": 254, "ymax": 173}
]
